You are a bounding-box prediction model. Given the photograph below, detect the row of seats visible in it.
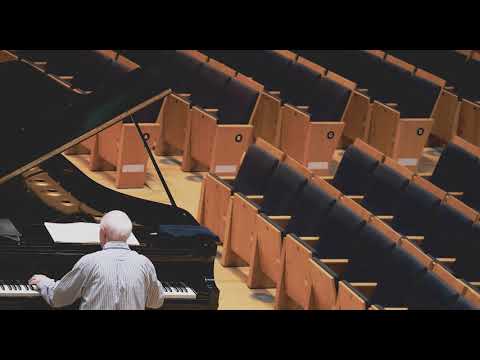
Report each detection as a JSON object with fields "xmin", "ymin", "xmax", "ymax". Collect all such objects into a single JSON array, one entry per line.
[
  {"xmin": 201, "ymin": 50, "xmax": 366, "ymax": 175},
  {"xmin": 123, "ymin": 50, "xmax": 266, "ymax": 177},
  {"xmin": 385, "ymin": 50, "xmax": 480, "ymax": 148},
  {"xmin": 8, "ymin": 50, "xmax": 168, "ymax": 188},
  {"xmin": 322, "ymin": 138, "xmax": 480, "ymax": 295},
  {"xmin": 205, "ymin": 50, "xmax": 441, "ymax": 172},
  {"xmin": 198, "ymin": 139, "xmax": 480, "ymax": 309},
  {"xmin": 294, "ymin": 50, "xmax": 457, "ymax": 160}
]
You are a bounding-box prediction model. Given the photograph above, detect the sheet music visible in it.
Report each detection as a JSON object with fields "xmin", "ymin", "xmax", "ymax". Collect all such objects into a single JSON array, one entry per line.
[{"xmin": 44, "ymin": 222, "xmax": 140, "ymax": 246}]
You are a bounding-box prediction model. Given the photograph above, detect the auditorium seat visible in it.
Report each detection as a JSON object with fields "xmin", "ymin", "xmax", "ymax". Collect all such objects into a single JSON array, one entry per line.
[
  {"xmin": 181, "ymin": 74, "xmax": 260, "ymax": 175},
  {"xmin": 359, "ymin": 157, "xmax": 413, "ymax": 215},
  {"xmin": 450, "ymin": 222, "xmax": 480, "ymax": 281},
  {"xmin": 329, "ymin": 139, "xmax": 384, "ymax": 195},
  {"xmin": 198, "ymin": 139, "xmax": 284, "ymax": 243},
  {"xmin": 248, "ymin": 176, "xmax": 341, "ymax": 289},
  {"xmin": 279, "ymin": 71, "xmax": 355, "ymax": 175},
  {"xmin": 390, "ymin": 176, "xmax": 446, "ymax": 236},
  {"xmin": 221, "ymin": 157, "xmax": 310, "ymax": 269},
  {"xmin": 428, "ymin": 137, "xmax": 479, "ymax": 192},
  {"xmin": 421, "ymin": 195, "xmax": 477, "ymax": 259},
  {"xmin": 297, "ymin": 50, "xmax": 453, "ymax": 157},
  {"xmin": 461, "ymin": 159, "xmax": 480, "ymax": 211},
  {"xmin": 275, "ymin": 196, "xmax": 371, "ymax": 309}
]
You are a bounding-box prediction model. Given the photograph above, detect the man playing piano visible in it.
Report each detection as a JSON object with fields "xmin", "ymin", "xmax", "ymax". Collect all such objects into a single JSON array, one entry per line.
[{"xmin": 28, "ymin": 210, "xmax": 166, "ymax": 310}]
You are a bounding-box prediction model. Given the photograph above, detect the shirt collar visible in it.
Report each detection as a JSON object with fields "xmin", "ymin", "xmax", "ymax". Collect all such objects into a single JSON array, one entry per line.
[{"xmin": 103, "ymin": 241, "xmax": 130, "ymax": 250}]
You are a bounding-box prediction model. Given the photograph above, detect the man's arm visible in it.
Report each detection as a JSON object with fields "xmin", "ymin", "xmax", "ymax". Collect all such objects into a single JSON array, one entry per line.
[
  {"xmin": 30, "ymin": 257, "xmax": 89, "ymax": 308},
  {"xmin": 145, "ymin": 261, "xmax": 165, "ymax": 309}
]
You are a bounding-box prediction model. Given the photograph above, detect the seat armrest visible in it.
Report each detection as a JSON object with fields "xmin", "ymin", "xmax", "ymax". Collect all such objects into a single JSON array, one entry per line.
[
  {"xmin": 321, "ymin": 258, "xmax": 350, "ymax": 277},
  {"xmin": 347, "ymin": 195, "xmax": 364, "ymax": 203},
  {"xmin": 268, "ymin": 215, "xmax": 292, "ymax": 229},
  {"xmin": 448, "ymin": 192, "xmax": 464, "ymax": 197},
  {"xmin": 406, "ymin": 235, "xmax": 424, "ymax": 242},
  {"xmin": 246, "ymin": 195, "xmax": 264, "ymax": 206},
  {"xmin": 436, "ymin": 257, "xmax": 456, "ymax": 266}
]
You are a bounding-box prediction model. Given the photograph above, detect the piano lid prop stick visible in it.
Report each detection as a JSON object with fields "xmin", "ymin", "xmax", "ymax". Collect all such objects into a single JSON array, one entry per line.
[{"xmin": 130, "ymin": 114, "xmax": 177, "ymax": 208}]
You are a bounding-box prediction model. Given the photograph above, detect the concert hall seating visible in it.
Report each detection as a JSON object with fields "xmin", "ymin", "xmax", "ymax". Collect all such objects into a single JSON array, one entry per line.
[
  {"xmin": 327, "ymin": 139, "xmax": 384, "ymax": 195},
  {"xmin": 221, "ymin": 156, "xmax": 310, "ymax": 274},
  {"xmin": 247, "ymin": 176, "xmax": 342, "ymax": 289},
  {"xmin": 337, "ymin": 238, "xmax": 478, "ymax": 310},
  {"xmin": 203, "ymin": 50, "xmax": 371, "ymax": 175},
  {"xmin": 295, "ymin": 50, "xmax": 455, "ymax": 169},
  {"xmin": 123, "ymin": 50, "xmax": 272, "ymax": 178},
  {"xmin": 197, "ymin": 138, "xmax": 284, "ymax": 243},
  {"xmin": 359, "ymin": 158, "xmax": 414, "ymax": 215},
  {"xmin": 386, "ymin": 50, "xmax": 480, "ymax": 147}
]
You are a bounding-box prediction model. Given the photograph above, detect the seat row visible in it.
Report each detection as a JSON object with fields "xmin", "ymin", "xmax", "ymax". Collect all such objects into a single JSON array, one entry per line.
[
  {"xmin": 198, "ymin": 139, "xmax": 480, "ymax": 309},
  {"xmin": 205, "ymin": 50, "xmax": 446, "ymax": 172},
  {"xmin": 123, "ymin": 50, "xmax": 272, "ymax": 178},
  {"xmin": 385, "ymin": 50, "xmax": 480, "ymax": 148},
  {"xmin": 294, "ymin": 50, "xmax": 457, "ymax": 160}
]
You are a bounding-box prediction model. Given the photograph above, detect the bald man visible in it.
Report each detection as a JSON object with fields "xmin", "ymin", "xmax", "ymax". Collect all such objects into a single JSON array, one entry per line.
[{"xmin": 29, "ymin": 211, "xmax": 165, "ymax": 310}]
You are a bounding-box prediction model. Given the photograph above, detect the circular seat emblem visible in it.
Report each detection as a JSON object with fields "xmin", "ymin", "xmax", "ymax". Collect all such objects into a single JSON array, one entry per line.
[
  {"xmin": 235, "ymin": 134, "xmax": 243, "ymax": 143},
  {"xmin": 417, "ymin": 128, "xmax": 424, "ymax": 136},
  {"xmin": 327, "ymin": 131, "xmax": 335, "ymax": 139},
  {"xmin": 143, "ymin": 133, "xmax": 150, "ymax": 141}
]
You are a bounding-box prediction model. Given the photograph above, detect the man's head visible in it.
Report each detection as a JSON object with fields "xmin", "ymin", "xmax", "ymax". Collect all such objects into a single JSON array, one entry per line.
[{"xmin": 99, "ymin": 210, "xmax": 133, "ymax": 248}]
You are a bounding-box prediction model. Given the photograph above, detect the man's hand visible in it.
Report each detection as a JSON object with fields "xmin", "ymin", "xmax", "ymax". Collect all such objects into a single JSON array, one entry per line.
[{"xmin": 29, "ymin": 275, "xmax": 50, "ymax": 286}]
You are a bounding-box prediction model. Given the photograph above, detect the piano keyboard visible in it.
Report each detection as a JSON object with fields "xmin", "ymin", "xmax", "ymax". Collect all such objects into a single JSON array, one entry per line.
[
  {"xmin": 0, "ymin": 280, "xmax": 196, "ymax": 300},
  {"xmin": 0, "ymin": 281, "xmax": 39, "ymax": 298}
]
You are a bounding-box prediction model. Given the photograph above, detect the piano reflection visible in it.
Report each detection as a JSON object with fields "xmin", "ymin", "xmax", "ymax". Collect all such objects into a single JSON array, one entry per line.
[{"xmin": 0, "ymin": 50, "xmax": 219, "ymax": 310}]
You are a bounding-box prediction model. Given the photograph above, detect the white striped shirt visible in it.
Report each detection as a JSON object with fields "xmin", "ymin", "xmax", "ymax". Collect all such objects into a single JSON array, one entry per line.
[{"xmin": 37, "ymin": 241, "xmax": 165, "ymax": 310}]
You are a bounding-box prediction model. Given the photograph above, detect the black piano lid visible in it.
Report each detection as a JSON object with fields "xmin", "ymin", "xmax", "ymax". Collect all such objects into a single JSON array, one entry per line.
[
  {"xmin": 0, "ymin": 53, "xmax": 198, "ymax": 226},
  {"xmin": 0, "ymin": 58, "xmax": 171, "ymax": 184}
]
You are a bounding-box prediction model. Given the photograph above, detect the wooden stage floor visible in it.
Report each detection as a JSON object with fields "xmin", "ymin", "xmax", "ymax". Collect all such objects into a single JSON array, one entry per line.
[{"xmin": 64, "ymin": 147, "xmax": 441, "ymax": 310}]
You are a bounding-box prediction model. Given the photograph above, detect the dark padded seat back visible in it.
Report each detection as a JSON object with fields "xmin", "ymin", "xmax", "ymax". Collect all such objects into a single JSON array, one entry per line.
[
  {"xmin": 260, "ymin": 162, "xmax": 308, "ymax": 216},
  {"xmin": 405, "ymin": 271, "xmax": 459, "ymax": 310},
  {"xmin": 374, "ymin": 61, "xmax": 413, "ymax": 104},
  {"xmin": 461, "ymin": 159, "xmax": 480, "ymax": 212},
  {"xmin": 284, "ymin": 182, "xmax": 338, "ymax": 237},
  {"xmin": 308, "ymin": 76, "xmax": 351, "ymax": 121},
  {"xmin": 452, "ymin": 222, "xmax": 480, "ymax": 280},
  {"xmin": 331, "ymin": 145, "xmax": 379, "ymax": 195},
  {"xmin": 233, "ymin": 145, "xmax": 279, "ymax": 196},
  {"xmin": 169, "ymin": 51, "xmax": 205, "ymax": 93},
  {"xmin": 361, "ymin": 163, "xmax": 410, "ymax": 214},
  {"xmin": 422, "ymin": 201, "xmax": 474, "ymax": 258},
  {"xmin": 261, "ymin": 50, "xmax": 294, "ymax": 91},
  {"xmin": 392, "ymin": 182, "xmax": 442, "ymax": 236},
  {"xmin": 312, "ymin": 202, "xmax": 367, "ymax": 258},
  {"xmin": 217, "ymin": 77, "xmax": 258, "ymax": 125},
  {"xmin": 370, "ymin": 246, "xmax": 428, "ymax": 307},
  {"xmin": 190, "ymin": 64, "xmax": 230, "ymax": 109},
  {"xmin": 458, "ymin": 60, "xmax": 480, "ymax": 101},
  {"xmin": 282, "ymin": 62, "xmax": 320, "ymax": 106},
  {"xmin": 430, "ymin": 142, "xmax": 478, "ymax": 192},
  {"xmin": 342, "ymin": 223, "xmax": 397, "ymax": 282},
  {"xmin": 400, "ymin": 75, "xmax": 440, "ymax": 117}
]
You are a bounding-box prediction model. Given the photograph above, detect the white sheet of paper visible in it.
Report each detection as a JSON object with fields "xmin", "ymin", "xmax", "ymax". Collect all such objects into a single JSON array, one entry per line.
[{"xmin": 44, "ymin": 222, "xmax": 140, "ymax": 246}]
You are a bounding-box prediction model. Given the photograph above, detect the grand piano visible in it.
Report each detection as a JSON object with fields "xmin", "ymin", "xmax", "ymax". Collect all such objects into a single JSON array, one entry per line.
[{"xmin": 0, "ymin": 51, "xmax": 219, "ymax": 310}]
